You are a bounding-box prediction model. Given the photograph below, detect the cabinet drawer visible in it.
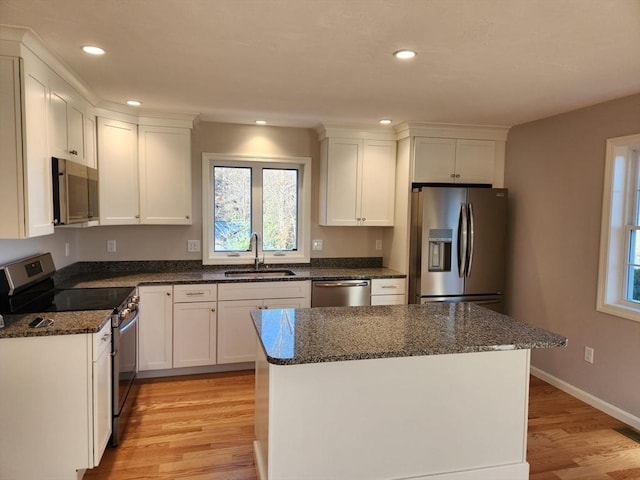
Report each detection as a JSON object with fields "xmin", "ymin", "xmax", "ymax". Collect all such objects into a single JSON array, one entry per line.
[
  {"xmin": 371, "ymin": 294, "xmax": 406, "ymax": 306},
  {"xmin": 93, "ymin": 321, "xmax": 112, "ymax": 361},
  {"xmin": 218, "ymin": 281, "xmax": 311, "ymax": 301},
  {"xmin": 371, "ymin": 278, "xmax": 406, "ymax": 295},
  {"xmin": 174, "ymin": 283, "xmax": 217, "ymax": 302}
]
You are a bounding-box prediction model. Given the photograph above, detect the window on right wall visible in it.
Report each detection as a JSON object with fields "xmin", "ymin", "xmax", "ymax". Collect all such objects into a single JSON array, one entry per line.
[{"xmin": 597, "ymin": 133, "xmax": 640, "ymax": 322}]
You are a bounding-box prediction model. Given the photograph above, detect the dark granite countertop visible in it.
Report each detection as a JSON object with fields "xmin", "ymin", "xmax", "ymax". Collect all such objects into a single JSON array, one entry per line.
[
  {"xmin": 58, "ymin": 266, "xmax": 404, "ymax": 288},
  {"xmin": 0, "ymin": 260, "xmax": 405, "ymax": 339},
  {"xmin": 0, "ymin": 310, "xmax": 112, "ymax": 339},
  {"xmin": 251, "ymin": 302, "xmax": 568, "ymax": 365}
]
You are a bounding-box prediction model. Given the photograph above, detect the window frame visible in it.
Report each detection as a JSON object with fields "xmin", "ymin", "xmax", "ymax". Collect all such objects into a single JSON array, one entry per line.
[
  {"xmin": 597, "ymin": 133, "xmax": 640, "ymax": 322},
  {"xmin": 202, "ymin": 152, "xmax": 311, "ymax": 265}
]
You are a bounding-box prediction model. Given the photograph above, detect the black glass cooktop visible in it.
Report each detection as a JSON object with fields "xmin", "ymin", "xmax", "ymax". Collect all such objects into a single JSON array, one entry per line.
[{"xmin": 2, "ymin": 286, "xmax": 135, "ymax": 314}]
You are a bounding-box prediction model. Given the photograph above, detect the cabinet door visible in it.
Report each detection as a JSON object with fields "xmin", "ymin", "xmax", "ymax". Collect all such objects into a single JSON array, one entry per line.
[
  {"xmin": 138, "ymin": 125, "xmax": 192, "ymax": 225},
  {"xmin": 264, "ymin": 297, "xmax": 310, "ymax": 309},
  {"xmin": 67, "ymin": 100, "xmax": 86, "ymax": 162},
  {"xmin": 92, "ymin": 324, "xmax": 112, "ymax": 466},
  {"xmin": 97, "ymin": 117, "xmax": 140, "ymax": 225},
  {"xmin": 217, "ymin": 299, "xmax": 261, "ymax": 364},
  {"xmin": 173, "ymin": 301, "xmax": 217, "ymax": 368},
  {"xmin": 360, "ymin": 140, "xmax": 396, "ymax": 226},
  {"xmin": 0, "ymin": 56, "xmax": 25, "ymax": 238},
  {"xmin": 49, "ymin": 74, "xmax": 86, "ymax": 163},
  {"xmin": 85, "ymin": 114, "xmax": 97, "ymax": 169},
  {"xmin": 49, "ymin": 76, "xmax": 69, "ymax": 160},
  {"xmin": 23, "ymin": 54, "xmax": 54, "ymax": 237},
  {"xmin": 413, "ymin": 137, "xmax": 456, "ymax": 183},
  {"xmin": 138, "ymin": 285, "xmax": 173, "ymax": 371},
  {"xmin": 321, "ymin": 138, "xmax": 360, "ymax": 226},
  {"xmin": 455, "ymin": 139, "xmax": 496, "ymax": 184}
]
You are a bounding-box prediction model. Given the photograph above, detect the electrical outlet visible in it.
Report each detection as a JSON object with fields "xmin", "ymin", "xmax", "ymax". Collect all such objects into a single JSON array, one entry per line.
[
  {"xmin": 107, "ymin": 239, "xmax": 117, "ymax": 253},
  {"xmin": 187, "ymin": 240, "xmax": 201, "ymax": 253},
  {"xmin": 65, "ymin": 242, "xmax": 70, "ymax": 257},
  {"xmin": 584, "ymin": 346, "xmax": 594, "ymax": 364},
  {"xmin": 375, "ymin": 239, "xmax": 383, "ymax": 250},
  {"xmin": 312, "ymin": 239, "xmax": 323, "ymax": 251}
]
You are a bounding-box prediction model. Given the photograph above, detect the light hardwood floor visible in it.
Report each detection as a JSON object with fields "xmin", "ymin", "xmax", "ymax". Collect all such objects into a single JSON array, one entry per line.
[{"xmin": 84, "ymin": 371, "xmax": 639, "ymax": 480}]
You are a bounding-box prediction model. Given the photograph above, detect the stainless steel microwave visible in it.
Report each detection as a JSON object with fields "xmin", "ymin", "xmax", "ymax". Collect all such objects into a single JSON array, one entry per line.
[{"xmin": 52, "ymin": 157, "xmax": 99, "ymax": 225}]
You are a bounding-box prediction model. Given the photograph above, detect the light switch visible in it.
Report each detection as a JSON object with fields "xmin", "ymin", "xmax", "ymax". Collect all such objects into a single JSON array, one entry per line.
[
  {"xmin": 312, "ymin": 239, "xmax": 323, "ymax": 251},
  {"xmin": 107, "ymin": 240, "xmax": 117, "ymax": 253}
]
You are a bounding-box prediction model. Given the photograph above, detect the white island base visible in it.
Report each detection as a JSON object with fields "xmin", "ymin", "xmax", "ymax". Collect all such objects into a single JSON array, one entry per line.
[{"xmin": 254, "ymin": 347, "xmax": 531, "ymax": 480}]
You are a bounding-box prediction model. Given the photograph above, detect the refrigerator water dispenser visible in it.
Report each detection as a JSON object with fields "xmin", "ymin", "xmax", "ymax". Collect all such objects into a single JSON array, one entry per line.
[{"xmin": 428, "ymin": 229, "xmax": 452, "ymax": 272}]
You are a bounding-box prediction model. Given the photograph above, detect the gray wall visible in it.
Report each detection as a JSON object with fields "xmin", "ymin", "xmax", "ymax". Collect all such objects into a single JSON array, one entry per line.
[
  {"xmin": 504, "ymin": 94, "xmax": 640, "ymax": 418},
  {"xmin": 0, "ymin": 121, "xmax": 384, "ymax": 266}
]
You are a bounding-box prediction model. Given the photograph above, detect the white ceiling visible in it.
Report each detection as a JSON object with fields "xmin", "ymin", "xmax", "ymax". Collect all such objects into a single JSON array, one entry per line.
[{"xmin": 1, "ymin": 0, "xmax": 639, "ymax": 128}]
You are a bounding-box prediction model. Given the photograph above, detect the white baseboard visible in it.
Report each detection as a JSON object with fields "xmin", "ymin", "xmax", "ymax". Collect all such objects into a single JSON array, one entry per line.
[{"xmin": 531, "ymin": 367, "xmax": 640, "ymax": 431}]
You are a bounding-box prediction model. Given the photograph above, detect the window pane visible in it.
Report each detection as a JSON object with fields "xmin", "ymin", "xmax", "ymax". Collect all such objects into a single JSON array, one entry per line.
[
  {"xmin": 262, "ymin": 169, "xmax": 298, "ymax": 251},
  {"xmin": 214, "ymin": 166, "xmax": 251, "ymax": 251}
]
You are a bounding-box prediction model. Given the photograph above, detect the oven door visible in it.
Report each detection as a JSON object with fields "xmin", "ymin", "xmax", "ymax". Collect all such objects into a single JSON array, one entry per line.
[{"xmin": 111, "ymin": 309, "xmax": 139, "ymax": 446}]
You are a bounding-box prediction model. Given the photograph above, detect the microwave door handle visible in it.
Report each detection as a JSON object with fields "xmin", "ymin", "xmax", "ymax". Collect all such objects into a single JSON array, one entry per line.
[{"xmin": 458, "ymin": 203, "xmax": 468, "ymax": 278}]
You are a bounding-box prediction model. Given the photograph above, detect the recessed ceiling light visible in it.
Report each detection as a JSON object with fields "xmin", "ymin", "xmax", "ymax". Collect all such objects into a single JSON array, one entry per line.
[
  {"xmin": 255, "ymin": 120, "xmax": 267, "ymax": 125},
  {"xmin": 82, "ymin": 45, "xmax": 105, "ymax": 55},
  {"xmin": 379, "ymin": 119, "xmax": 392, "ymax": 125},
  {"xmin": 126, "ymin": 100, "xmax": 141, "ymax": 106},
  {"xmin": 393, "ymin": 49, "xmax": 417, "ymax": 59}
]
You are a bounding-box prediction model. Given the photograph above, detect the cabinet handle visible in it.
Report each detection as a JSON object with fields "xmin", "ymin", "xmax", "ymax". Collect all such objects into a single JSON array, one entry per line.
[
  {"xmin": 380, "ymin": 285, "xmax": 397, "ymax": 289},
  {"xmin": 166, "ymin": 292, "xmax": 171, "ymax": 296},
  {"xmin": 186, "ymin": 215, "xmax": 190, "ymax": 219},
  {"xmin": 450, "ymin": 173, "xmax": 456, "ymax": 178},
  {"xmin": 455, "ymin": 174, "xmax": 461, "ymax": 178},
  {"xmin": 211, "ymin": 308, "xmax": 216, "ymax": 312},
  {"xmin": 185, "ymin": 292, "xmax": 205, "ymax": 296},
  {"xmin": 135, "ymin": 215, "xmax": 140, "ymax": 219},
  {"xmin": 69, "ymin": 149, "xmax": 78, "ymax": 155}
]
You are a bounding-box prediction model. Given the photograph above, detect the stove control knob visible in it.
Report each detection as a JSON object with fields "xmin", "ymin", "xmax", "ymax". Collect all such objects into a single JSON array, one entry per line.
[
  {"xmin": 127, "ymin": 302, "xmax": 137, "ymax": 310},
  {"xmin": 130, "ymin": 295, "xmax": 140, "ymax": 304},
  {"xmin": 119, "ymin": 308, "xmax": 131, "ymax": 320}
]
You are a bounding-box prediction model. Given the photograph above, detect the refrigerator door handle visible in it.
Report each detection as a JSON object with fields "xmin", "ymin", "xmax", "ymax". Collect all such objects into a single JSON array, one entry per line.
[
  {"xmin": 458, "ymin": 202, "xmax": 468, "ymax": 278},
  {"xmin": 467, "ymin": 202, "xmax": 475, "ymax": 277}
]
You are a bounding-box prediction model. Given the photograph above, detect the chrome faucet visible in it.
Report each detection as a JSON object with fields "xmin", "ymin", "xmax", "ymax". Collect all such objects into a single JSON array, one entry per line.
[{"xmin": 250, "ymin": 232, "xmax": 261, "ymax": 269}]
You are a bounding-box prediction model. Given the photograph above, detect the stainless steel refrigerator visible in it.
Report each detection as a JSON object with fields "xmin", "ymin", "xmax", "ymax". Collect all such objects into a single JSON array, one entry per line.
[{"xmin": 408, "ymin": 186, "xmax": 508, "ymax": 312}]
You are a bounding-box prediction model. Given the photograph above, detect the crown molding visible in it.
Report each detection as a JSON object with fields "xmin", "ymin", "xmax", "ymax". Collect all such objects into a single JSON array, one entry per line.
[
  {"xmin": 395, "ymin": 122, "xmax": 510, "ymax": 141},
  {"xmin": 316, "ymin": 123, "xmax": 397, "ymax": 141}
]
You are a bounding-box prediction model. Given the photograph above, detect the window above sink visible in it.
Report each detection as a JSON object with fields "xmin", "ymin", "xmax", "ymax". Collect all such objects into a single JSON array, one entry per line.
[{"xmin": 202, "ymin": 153, "xmax": 311, "ymax": 266}]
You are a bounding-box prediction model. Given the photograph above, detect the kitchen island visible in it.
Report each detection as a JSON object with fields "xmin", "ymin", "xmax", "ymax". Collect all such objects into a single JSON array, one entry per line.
[{"xmin": 251, "ymin": 303, "xmax": 567, "ymax": 480}]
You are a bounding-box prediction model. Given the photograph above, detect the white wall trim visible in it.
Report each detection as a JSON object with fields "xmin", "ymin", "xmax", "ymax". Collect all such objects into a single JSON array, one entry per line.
[
  {"xmin": 531, "ymin": 366, "xmax": 640, "ymax": 430},
  {"xmin": 395, "ymin": 121, "xmax": 510, "ymax": 141}
]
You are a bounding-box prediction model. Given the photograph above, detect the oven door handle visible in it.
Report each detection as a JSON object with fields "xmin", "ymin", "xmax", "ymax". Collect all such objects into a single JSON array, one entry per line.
[{"xmin": 119, "ymin": 309, "xmax": 139, "ymax": 333}]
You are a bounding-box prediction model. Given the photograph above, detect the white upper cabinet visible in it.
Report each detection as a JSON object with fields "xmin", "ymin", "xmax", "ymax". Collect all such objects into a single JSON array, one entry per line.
[
  {"xmin": 138, "ymin": 125, "xmax": 192, "ymax": 225},
  {"xmin": 0, "ymin": 52, "xmax": 54, "ymax": 238},
  {"xmin": 320, "ymin": 135, "xmax": 396, "ymax": 226},
  {"xmin": 97, "ymin": 119, "xmax": 192, "ymax": 226},
  {"xmin": 413, "ymin": 137, "xmax": 496, "ymax": 185},
  {"xmin": 49, "ymin": 73, "xmax": 87, "ymax": 164},
  {"xmin": 97, "ymin": 117, "xmax": 140, "ymax": 225}
]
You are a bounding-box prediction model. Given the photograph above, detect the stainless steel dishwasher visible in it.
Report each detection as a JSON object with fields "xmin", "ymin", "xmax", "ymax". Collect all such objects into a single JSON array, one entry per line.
[{"xmin": 311, "ymin": 280, "xmax": 371, "ymax": 307}]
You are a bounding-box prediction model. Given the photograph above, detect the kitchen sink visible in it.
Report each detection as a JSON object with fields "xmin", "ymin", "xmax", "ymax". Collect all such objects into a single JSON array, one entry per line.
[{"xmin": 224, "ymin": 269, "xmax": 296, "ymax": 278}]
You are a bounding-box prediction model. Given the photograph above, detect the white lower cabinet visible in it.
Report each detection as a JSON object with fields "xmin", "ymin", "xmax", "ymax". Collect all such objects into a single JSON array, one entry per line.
[
  {"xmin": 173, "ymin": 284, "xmax": 218, "ymax": 368},
  {"xmin": 93, "ymin": 322, "xmax": 113, "ymax": 466},
  {"xmin": 138, "ymin": 285, "xmax": 173, "ymax": 371},
  {"xmin": 139, "ymin": 284, "xmax": 218, "ymax": 371},
  {"xmin": 371, "ymin": 278, "xmax": 406, "ymax": 305},
  {"xmin": 0, "ymin": 321, "xmax": 112, "ymax": 480},
  {"xmin": 217, "ymin": 281, "xmax": 311, "ymax": 364}
]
